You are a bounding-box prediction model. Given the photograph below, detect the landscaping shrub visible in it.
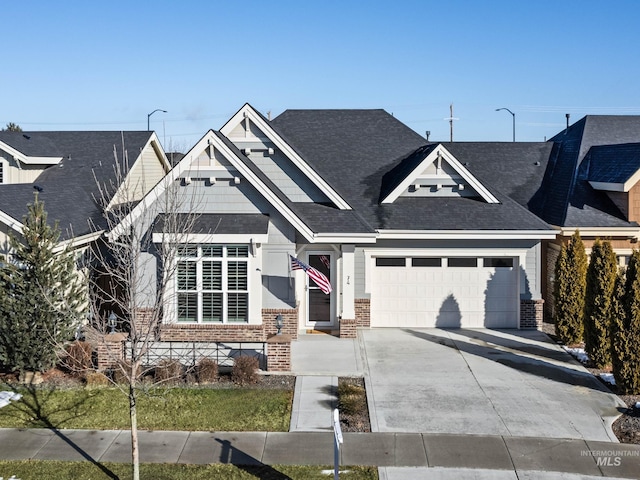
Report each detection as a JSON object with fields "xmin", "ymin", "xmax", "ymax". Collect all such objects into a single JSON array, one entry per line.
[
  {"xmin": 584, "ymin": 239, "xmax": 617, "ymax": 368},
  {"xmin": 154, "ymin": 359, "xmax": 184, "ymax": 385},
  {"xmin": 337, "ymin": 382, "xmax": 366, "ymax": 416},
  {"xmin": 63, "ymin": 341, "xmax": 93, "ymax": 373},
  {"xmin": 85, "ymin": 371, "xmax": 110, "ymax": 387},
  {"xmin": 612, "ymin": 252, "xmax": 640, "ymax": 394},
  {"xmin": 232, "ymin": 356, "xmax": 259, "ymax": 385},
  {"xmin": 554, "ymin": 230, "xmax": 587, "ymax": 345},
  {"xmin": 112, "ymin": 361, "xmax": 141, "ymax": 385},
  {"xmin": 197, "ymin": 358, "xmax": 219, "ymax": 383}
]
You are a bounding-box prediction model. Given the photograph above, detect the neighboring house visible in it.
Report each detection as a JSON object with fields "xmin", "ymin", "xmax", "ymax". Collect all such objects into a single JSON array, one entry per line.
[
  {"xmin": 0, "ymin": 130, "xmax": 170, "ymax": 258},
  {"xmin": 522, "ymin": 116, "xmax": 640, "ymax": 318},
  {"xmin": 114, "ymin": 103, "xmax": 556, "ymax": 344}
]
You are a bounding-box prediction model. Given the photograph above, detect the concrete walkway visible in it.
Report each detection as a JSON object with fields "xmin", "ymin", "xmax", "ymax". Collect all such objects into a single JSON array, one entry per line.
[
  {"xmin": 289, "ymin": 376, "xmax": 337, "ymax": 431},
  {"xmin": 0, "ymin": 428, "xmax": 638, "ymax": 478}
]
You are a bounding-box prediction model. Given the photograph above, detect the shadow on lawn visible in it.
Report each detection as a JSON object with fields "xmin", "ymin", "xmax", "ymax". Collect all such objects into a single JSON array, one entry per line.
[
  {"xmin": 404, "ymin": 328, "xmax": 612, "ymax": 393},
  {"xmin": 0, "ymin": 380, "xmax": 119, "ymax": 479},
  {"xmin": 216, "ymin": 438, "xmax": 292, "ymax": 479}
]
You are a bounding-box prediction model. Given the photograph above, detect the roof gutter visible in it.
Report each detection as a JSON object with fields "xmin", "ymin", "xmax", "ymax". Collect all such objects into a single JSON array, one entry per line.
[{"xmin": 377, "ymin": 229, "xmax": 559, "ymax": 240}]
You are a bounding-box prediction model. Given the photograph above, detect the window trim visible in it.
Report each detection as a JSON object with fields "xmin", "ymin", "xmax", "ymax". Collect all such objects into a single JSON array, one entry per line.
[{"xmin": 176, "ymin": 244, "xmax": 250, "ymax": 324}]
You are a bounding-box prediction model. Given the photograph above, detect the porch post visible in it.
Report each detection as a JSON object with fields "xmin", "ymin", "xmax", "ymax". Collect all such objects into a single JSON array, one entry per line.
[{"xmin": 341, "ymin": 244, "xmax": 355, "ymax": 320}]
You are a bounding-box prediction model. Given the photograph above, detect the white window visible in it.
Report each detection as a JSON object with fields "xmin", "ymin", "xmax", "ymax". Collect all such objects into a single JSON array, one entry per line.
[{"xmin": 176, "ymin": 244, "xmax": 249, "ymax": 323}]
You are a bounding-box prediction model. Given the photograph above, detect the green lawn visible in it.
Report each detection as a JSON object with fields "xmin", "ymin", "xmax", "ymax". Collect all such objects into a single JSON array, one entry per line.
[
  {"xmin": 0, "ymin": 461, "xmax": 379, "ymax": 480},
  {"xmin": 0, "ymin": 387, "xmax": 293, "ymax": 431}
]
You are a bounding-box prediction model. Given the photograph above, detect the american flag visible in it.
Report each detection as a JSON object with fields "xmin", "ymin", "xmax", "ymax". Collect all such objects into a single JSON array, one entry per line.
[{"xmin": 290, "ymin": 255, "xmax": 332, "ymax": 294}]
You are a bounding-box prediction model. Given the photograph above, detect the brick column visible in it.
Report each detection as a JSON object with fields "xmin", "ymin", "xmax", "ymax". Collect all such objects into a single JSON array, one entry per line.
[
  {"xmin": 355, "ymin": 298, "xmax": 370, "ymax": 327},
  {"xmin": 94, "ymin": 333, "xmax": 127, "ymax": 371},
  {"xmin": 339, "ymin": 318, "xmax": 357, "ymax": 338},
  {"xmin": 266, "ymin": 334, "xmax": 292, "ymax": 372},
  {"xmin": 520, "ymin": 299, "xmax": 544, "ymax": 329}
]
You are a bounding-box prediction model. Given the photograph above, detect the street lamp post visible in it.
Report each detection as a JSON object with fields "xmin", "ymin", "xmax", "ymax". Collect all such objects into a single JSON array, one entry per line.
[
  {"xmin": 495, "ymin": 107, "xmax": 515, "ymax": 142},
  {"xmin": 147, "ymin": 109, "xmax": 167, "ymax": 131}
]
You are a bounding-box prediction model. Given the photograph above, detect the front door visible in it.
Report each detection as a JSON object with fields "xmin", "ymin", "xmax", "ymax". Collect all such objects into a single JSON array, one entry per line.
[{"xmin": 306, "ymin": 253, "xmax": 334, "ymax": 328}]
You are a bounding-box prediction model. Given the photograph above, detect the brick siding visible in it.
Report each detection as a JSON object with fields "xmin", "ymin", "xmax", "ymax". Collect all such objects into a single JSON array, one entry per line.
[
  {"xmin": 520, "ymin": 299, "xmax": 544, "ymax": 329},
  {"xmin": 339, "ymin": 318, "xmax": 357, "ymax": 338},
  {"xmin": 355, "ymin": 298, "xmax": 370, "ymax": 327}
]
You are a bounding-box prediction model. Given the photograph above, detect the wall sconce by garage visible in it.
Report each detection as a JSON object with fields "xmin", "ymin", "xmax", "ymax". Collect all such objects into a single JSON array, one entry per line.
[
  {"xmin": 108, "ymin": 312, "xmax": 117, "ymax": 334},
  {"xmin": 275, "ymin": 314, "xmax": 283, "ymax": 335}
]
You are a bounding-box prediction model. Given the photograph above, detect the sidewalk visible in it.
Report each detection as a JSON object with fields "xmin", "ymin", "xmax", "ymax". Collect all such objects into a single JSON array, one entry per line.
[{"xmin": 0, "ymin": 428, "xmax": 639, "ymax": 478}]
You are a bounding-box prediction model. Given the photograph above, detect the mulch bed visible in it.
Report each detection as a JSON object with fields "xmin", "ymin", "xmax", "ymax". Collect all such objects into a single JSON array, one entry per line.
[{"xmin": 337, "ymin": 377, "xmax": 371, "ymax": 433}]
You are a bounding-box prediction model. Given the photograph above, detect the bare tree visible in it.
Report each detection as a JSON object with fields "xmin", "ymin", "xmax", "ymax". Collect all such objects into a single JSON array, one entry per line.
[{"xmin": 81, "ymin": 138, "xmax": 203, "ymax": 480}]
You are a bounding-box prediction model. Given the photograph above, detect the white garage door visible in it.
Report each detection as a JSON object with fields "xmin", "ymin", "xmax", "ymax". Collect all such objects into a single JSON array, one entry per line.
[{"xmin": 370, "ymin": 256, "xmax": 518, "ymax": 328}]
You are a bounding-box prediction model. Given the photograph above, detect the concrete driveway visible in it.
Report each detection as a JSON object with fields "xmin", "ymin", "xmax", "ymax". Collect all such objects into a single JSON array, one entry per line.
[{"xmin": 359, "ymin": 328, "xmax": 625, "ymax": 442}]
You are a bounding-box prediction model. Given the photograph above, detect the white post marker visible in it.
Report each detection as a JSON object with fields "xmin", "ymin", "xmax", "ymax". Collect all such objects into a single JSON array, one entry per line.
[{"xmin": 333, "ymin": 408, "xmax": 343, "ymax": 480}]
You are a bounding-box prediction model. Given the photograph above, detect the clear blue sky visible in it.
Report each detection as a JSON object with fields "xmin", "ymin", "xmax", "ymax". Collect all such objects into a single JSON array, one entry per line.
[{"xmin": 3, "ymin": 1, "xmax": 640, "ymax": 150}]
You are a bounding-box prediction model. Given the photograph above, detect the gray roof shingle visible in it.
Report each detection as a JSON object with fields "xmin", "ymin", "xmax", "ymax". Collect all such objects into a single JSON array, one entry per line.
[
  {"xmin": 545, "ymin": 116, "xmax": 640, "ymax": 228},
  {"xmin": 0, "ymin": 131, "xmax": 154, "ymax": 239},
  {"xmin": 271, "ymin": 110, "xmax": 554, "ymax": 232}
]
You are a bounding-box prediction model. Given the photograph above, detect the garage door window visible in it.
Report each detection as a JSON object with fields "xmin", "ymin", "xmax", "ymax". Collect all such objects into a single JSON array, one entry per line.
[
  {"xmin": 412, "ymin": 257, "xmax": 441, "ymax": 267},
  {"xmin": 483, "ymin": 258, "xmax": 514, "ymax": 268},
  {"xmin": 376, "ymin": 257, "xmax": 406, "ymax": 267},
  {"xmin": 448, "ymin": 258, "xmax": 478, "ymax": 267}
]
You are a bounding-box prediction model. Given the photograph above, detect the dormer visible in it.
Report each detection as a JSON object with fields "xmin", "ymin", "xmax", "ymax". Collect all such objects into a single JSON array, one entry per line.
[
  {"xmin": 585, "ymin": 143, "xmax": 640, "ymax": 222},
  {"xmin": 0, "ymin": 135, "xmax": 63, "ymax": 185},
  {"xmin": 380, "ymin": 144, "xmax": 499, "ymax": 204}
]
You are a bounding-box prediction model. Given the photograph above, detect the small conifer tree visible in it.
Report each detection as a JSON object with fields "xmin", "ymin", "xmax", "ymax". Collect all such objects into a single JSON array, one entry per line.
[
  {"xmin": 612, "ymin": 251, "xmax": 640, "ymax": 394},
  {"xmin": 554, "ymin": 231, "xmax": 588, "ymax": 345},
  {"xmin": 0, "ymin": 193, "xmax": 85, "ymax": 373},
  {"xmin": 583, "ymin": 239, "xmax": 617, "ymax": 367}
]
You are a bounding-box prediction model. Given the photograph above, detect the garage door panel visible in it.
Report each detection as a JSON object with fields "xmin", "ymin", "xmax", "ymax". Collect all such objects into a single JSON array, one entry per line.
[{"xmin": 371, "ymin": 261, "xmax": 518, "ymax": 328}]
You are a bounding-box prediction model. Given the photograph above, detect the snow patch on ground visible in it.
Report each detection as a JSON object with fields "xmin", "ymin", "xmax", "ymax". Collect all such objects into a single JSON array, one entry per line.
[
  {"xmin": 562, "ymin": 346, "xmax": 590, "ymax": 364},
  {"xmin": 599, "ymin": 373, "xmax": 616, "ymax": 385},
  {"xmin": 0, "ymin": 391, "xmax": 22, "ymax": 409}
]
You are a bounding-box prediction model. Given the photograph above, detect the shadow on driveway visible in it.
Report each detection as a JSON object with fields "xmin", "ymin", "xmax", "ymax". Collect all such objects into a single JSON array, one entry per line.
[{"xmin": 404, "ymin": 328, "xmax": 611, "ymax": 393}]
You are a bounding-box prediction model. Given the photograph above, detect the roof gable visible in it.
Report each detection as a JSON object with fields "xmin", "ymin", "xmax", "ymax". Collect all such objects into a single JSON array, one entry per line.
[
  {"xmin": 220, "ymin": 104, "xmax": 351, "ymax": 210},
  {"xmin": 380, "ymin": 144, "xmax": 499, "ymax": 204},
  {"xmin": 109, "ymin": 130, "xmax": 327, "ymax": 243}
]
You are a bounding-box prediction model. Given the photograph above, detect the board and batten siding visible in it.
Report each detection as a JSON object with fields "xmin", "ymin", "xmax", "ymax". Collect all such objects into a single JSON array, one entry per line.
[{"xmin": 233, "ymin": 140, "xmax": 330, "ymax": 204}]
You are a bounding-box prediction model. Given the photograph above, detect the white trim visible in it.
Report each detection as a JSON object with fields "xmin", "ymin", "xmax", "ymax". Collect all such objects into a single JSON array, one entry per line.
[
  {"xmin": 381, "ymin": 144, "xmax": 500, "ymax": 204},
  {"xmin": 220, "ymin": 104, "xmax": 352, "ymax": 210},
  {"xmin": 152, "ymin": 233, "xmax": 268, "ymax": 244},
  {"xmin": 589, "ymin": 168, "xmax": 640, "ymax": 192},
  {"xmin": 588, "ymin": 181, "xmax": 625, "ymax": 192},
  {"xmin": 558, "ymin": 226, "xmax": 640, "ymax": 238},
  {"xmin": 312, "ymin": 232, "xmax": 377, "ymax": 243},
  {"xmin": 0, "ymin": 210, "xmax": 23, "ymax": 234},
  {"xmin": 377, "ymin": 229, "xmax": 558, "ymax": 240},
  {"xmin": 53, "ymin": 230, "xmax": 104, "ymax": 252},
  {"xmin": 0, "ymin": 141, "xmax": 62, "ymax": 166}
]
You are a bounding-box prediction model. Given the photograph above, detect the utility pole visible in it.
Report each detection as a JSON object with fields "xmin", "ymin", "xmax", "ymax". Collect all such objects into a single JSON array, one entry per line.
[{"xmin": 444, "ymin": 104, "xmax": 459, "ymax": 142}]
